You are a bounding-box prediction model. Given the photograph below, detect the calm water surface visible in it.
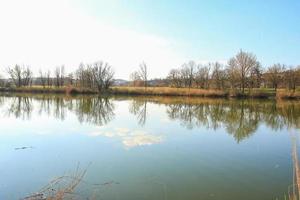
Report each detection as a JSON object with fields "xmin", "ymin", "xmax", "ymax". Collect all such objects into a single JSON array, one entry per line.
[{"xmin": 0, "ymin": 94, "xmax": 299, "ymax": 200}]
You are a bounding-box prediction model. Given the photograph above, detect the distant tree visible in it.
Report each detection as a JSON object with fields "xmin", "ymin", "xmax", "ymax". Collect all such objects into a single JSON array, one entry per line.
[
  {"xmin": 228, "ymin": 50, "xmax": 260, "ymax": 94},
  {"xmin": 7, "ymin": 65, "xmax": 32, "ymax": 87},
  {"xmin": 46, "ymin": 70, "xmax": 52, "ymax": 87},
  {"xmin": 76, "ymin": 63, "xmax": 94, "ymax": 88},
  {"xmin": 249, "ymin": 63, "xmax": 262, "ymax": 89},
  {"xmin": 39, "ymin": 70, "xmax": 47, "ymax": 88},
  {"xmin": 167, "ymin": 69, "xmax": 182, "ymax": 88},
  {"xmin": 211, "ymin": 62, "xmax": 226, "ymax": 89},
  {"xmin": 194, "ymin": 65, "xmax": 210, "ymax": 89},
  {"xmin": 53, "ymin": 66, "xmax": 65, "ymax": 87},
  {"xmin": 177, "ymin": 61, "xmax": 196, "ymax": 89},
  {"xmin": 130, "ymin": 71, "xmax": 142, "ymax": 87},
  {"xmin": 284, "ymin": 66, "xmax": 298, "ymax": 91},
  {"xmin": 22, "ymin": 67, "xmax": 33, "ymax": 86},
  {"xmin": 60, "ymin": 65, "xmax": 65, "ymax": 87},
  {"xmin": 7, "ymin": 65, "xmax": 22, "ymax": 87},
  {"xmin": 54, "ymin": 67, "xmax": 61, "ymax": 87},
  {"xmin": 139, "ymin": 62, "xmax": 148, "ymax": 89},
  {"xmin": 227, "ymin": 59, "xmax": 239, "ymax": 90},
  {"xmin": 0, "ymin": 73, "xmax": 4, "ymax": 87},
  {"xmin": 92, "ymin": 61, "xmax": 114, "ymax": 92},
  {"xmin": 266, "ymin": 64, "xmax": 285, "ymax": 91},
  {"xmin": 185, "ymin": 61, "xmax": 196, "ymax": 88},
  {"xmin": 67, "ymin": 73, "xmax": 74, "ymax": 85}
]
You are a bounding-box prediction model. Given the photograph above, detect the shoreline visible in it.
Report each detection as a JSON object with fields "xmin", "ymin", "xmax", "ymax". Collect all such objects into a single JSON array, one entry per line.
[{"xmin": 0, "ymin": 86, "xmax": 299, "ymax": 100}]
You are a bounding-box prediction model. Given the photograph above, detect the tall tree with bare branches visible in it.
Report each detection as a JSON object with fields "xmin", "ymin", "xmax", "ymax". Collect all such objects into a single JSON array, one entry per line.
[
  {"xmin": 92, "ymin": 61, "xmax": 114, "ymax": 92},
  {"xmin": 7, "ymin": 65, "xmax": 32, "ymax": 87},
  {"xmin": 228, "ymin": 50, "xmax": 260, "ymax": 94},
  {"xmin": 266, "ymin": 64, "xmax": 285, "ymax": 91},
  {"xmin": 39, "ymin": 70, "xmax": 47, "ymax": 88},
  {"xmin": 139, "ymin": 62, "xmax": 148, "ymax": 89}
]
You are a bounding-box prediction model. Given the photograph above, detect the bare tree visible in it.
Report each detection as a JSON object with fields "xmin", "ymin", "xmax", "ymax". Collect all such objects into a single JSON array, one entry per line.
[
  {"xmin": 60, "ymin": 65, "xmax": 65, "ymax": 87},
  {"xmin": 22, "ymin": 67, "xmax": 33, "ymax": 86},
  {"xmin": 39, "ymin": 70, "xmax": 47, "ymax": 88},
  {"xmin": 139, "ymin": 62, "xmax": 148, "ymax": 89},
  {"xmin": 249, "ymin": 63, "xmax": 262, "ymax": 89},
  {"xmin": 284, "ymin": 66, "xmax": 298, "ymax": 92},
  {"xmin": 103, "ymin": 67, "xmax": 114, "ymax": 90},
  {"xmin": 228, "ymin": 50, "xmax": 259, "ymax": 94},
  {"xmin": 194, "ymin": 65, "xmax": 210, "ymax": 89},
  {"xmin": 46, "ymin": 70, "xmax": 52, "ymax": 88},
  {"xmin": 54, "ymin": 67, "xmax": 61, "ymax": 87},
  {"xmin": 92, "ymin": 61, "xmax": 114, "ymax": 92},
  {"xmin": 130, "ymin": 71, "xmax": 142, "ymax": 87},
  {"xmin": 67, "ymin": 73, "xmax": 74, "ymax": 85},
  {"xmin": 76, "ymin": 63, "xmax": 94, "ymax": 88},
  {"xmin": 168, "ymin": 69, "xmax": 182, "ymax": 88},
  {"xmin": 266, "ymin": 64, "xmax": 285, "ymax": 91},
  {"xmin": 0, "ymin": 73, "xmax": 4, "ymax": 87},
  {"xmin": 211, "ymin": 62, "xmax": 226, "ymax": 89},
  {"xmin": 185, "ymin": 61, "xmax": 196, "ymax": 88},
  {"xmin": 7, "ymin": 65, "xmax": 22, "ymax": 87},
  {"xmin": 7, "ymin": 65, "xmax": 32, "ymax": 87},
  {"xmin": 227, "ymin": 59, "xmax": 239, "ymax": 90}
]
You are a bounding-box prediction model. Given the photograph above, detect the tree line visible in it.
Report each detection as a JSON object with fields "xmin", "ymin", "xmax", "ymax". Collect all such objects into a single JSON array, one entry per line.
[
  {"xmin": 2, "ymin": 61, "xmax": 115, "ymax": 92},
  {"xmin": 166, "ymin": 50, "xmax": 299, "ymax": 93},
  {"xmin": 1, "ymin": 50, "xmax": 299, "ymax": 93},
  {"xmin": 130, "ymin": 50, "xmax": 300, "ymax": 93}
]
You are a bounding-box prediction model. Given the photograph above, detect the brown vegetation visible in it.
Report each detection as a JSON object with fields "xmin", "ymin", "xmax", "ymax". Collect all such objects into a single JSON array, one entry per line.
[
  {"xmin": 22, "ymin": 166, "xmax": 87, "ymax": 200},
  {"xmin": 111, "ymin": 86, "xmax": 228, "ymax": 97},
  {"xmin": 111, "ymin": 86, "xmax": 300, "ymax": 99},
  {"xmin": 0, "ymin": 86, "xmax": 98, "ymax": 95}
]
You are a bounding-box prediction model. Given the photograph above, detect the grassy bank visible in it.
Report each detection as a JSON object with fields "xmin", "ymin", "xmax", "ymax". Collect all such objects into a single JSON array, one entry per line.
[
  {"xmin": 111, "ymin": 86, "xmax": 300, "ymax": 100},
  {"xmin": 0, "ymin": 86, "xmax": 98, "ymax": 95},
  {"xmin": 0, "ymin": 86, "xmax": 299, "ymax": 100},
  {"xmin": 111, "ymin": 86, "xmax": 228, "ymax": 98}
]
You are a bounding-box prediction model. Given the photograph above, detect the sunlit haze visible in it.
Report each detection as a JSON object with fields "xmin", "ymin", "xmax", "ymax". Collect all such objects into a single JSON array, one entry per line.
[{"xmin": 0, "ymin": 0, "xmax": 299, "ymax": 79}]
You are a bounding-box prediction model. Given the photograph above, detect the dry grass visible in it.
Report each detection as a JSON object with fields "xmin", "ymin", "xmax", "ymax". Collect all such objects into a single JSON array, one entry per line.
[
  {"xmin": 111, "ymin": 86, "xmax": 228, "ymax": 98},
  {"xmin": 277, "ymin": 89, "xmax": 300, "ymax": 100},
  {"xmin": 1, "ymin": 86, "xmax": 300, "ymax": 100},
  {"xmin": 285, "ymin": 131, "xmax": 300, "ymax": 200},
  {"xmin": 0, "ymin": 86, "xmax": 98, "ymax": 95},
  {"xmin": 112, "ymin": 87, "xmax": 300, "ymax": 100},
  {"xmin": 22, "ymin": 165, "xmax": 88, "ymax": 200}
]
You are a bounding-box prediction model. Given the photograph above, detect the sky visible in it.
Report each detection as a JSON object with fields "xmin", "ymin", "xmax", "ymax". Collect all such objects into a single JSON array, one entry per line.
[{"xmin": 0, "ymin": 0, "xmax": 299, "ymax": 79}]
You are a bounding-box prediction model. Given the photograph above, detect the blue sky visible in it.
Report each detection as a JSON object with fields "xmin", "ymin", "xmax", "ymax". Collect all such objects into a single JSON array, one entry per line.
[
  {"xmin": 0, "ymin": 0, "xmax": 299, "ymax": 78},
  {"xmin": 79, "ymin": 0, "xmax": 300, "ymax": 64}
]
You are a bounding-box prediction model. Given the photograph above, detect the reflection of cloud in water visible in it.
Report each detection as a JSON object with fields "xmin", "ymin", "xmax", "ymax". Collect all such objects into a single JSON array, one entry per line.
[
  {"xmin": 122, "ymin": 132, "xmax": 162, "ymax": 148},
  {"xmin": 89, "ymin": 128, "xmax": 163, "ymax": 148}
]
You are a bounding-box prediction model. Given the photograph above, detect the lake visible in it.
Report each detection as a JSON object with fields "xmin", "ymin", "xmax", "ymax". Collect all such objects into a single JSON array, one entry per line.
[{"xmin": 0, "ymin": 94, "xmax": 299, "ymax": 200}]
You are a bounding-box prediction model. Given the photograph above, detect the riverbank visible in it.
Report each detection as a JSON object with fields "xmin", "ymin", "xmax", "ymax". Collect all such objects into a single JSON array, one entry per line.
[
  {"xmin": 111, "ymin": 87, "xmax": 300, "ymax": 100},
  {"xmin": 0, "ymin": 86, "xmax": 299, "ymax": 100},
  {"xmin": 0, "ymin": 86, "xmax": 98, "ymax": 95}
]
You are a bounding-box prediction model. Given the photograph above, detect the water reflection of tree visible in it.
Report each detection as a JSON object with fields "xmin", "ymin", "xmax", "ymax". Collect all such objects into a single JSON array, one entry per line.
[
  {"xmin": 165, "ymin": 99, "xmax": 300, "ymax": 142},
  {"xmin": 75, "ymin": 97, "xmax": 115, "ymax": 126},
  {"xmin": 3, "ymin": 95, "xmax": 115, "ymax": 126},
  {"xmin": 129, "ymin": 99, "xmax": 147, "ymax": 126},
  {"xmin": 224, "ymin": 101, "xmax": 259, "ymax": 142},
  {"xmin": 1, "ymin": 95, "xmax": 300, "ymax": 142},
  {"xmin": 53, "ymin": 97, "xmax": 67, "ymax": 120},
  {"xmin": 6, "ymin": 96, "xmax": 33, "ymax": 120},
  {"xmin": 0, "ymin": 96, "xmax": 4, "ymax": 107},
  {"xmin": 125, "ymin": 97, "xmax": 300, "ymax": 142}
]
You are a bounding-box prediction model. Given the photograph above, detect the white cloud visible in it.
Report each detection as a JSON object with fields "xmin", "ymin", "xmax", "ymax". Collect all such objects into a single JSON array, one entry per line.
[{"xmin": 0, "ymin": 0, "xmax": 185, "ymax": 79}]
